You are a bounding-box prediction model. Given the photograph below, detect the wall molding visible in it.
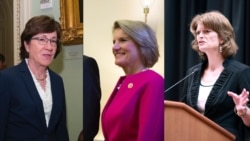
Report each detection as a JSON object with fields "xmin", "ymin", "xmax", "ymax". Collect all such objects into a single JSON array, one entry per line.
[{"xmin": 13, "ymin": 0, "xmax": 30, "ymax": 64}]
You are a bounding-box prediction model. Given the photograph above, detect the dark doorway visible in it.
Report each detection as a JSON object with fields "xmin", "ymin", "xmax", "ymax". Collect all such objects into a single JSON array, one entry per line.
[{"xmin": 0, "ymin": 0, "xmax": 14, "ymax": 68}]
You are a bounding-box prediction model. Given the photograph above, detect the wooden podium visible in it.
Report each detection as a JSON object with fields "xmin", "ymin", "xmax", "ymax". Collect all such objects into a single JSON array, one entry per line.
[{"xmin": 164, "ymin": 100, "xmax": 235, "ymax": 141}]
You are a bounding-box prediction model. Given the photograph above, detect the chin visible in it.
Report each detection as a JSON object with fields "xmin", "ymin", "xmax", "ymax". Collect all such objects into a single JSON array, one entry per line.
[
  {"xmin": 42, "ymin": 61, "xmax": 52, "ymax": 67},
  {"xmin": 115, "ymin": 61, "xmax": 123, "ymax": 67},
  {"xmin": 115, "ymin": 62, "xmax": 121, "ymax": 66}
]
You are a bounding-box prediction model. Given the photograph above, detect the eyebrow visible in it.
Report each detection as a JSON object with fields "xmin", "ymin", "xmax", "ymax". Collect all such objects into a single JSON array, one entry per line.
[{"xmin": 36, "ymin": 34, "xmax": 57, "ymax": 39}]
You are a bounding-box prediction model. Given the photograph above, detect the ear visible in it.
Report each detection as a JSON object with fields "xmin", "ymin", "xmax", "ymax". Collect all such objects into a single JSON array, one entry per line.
[
  {"xmin": 219, "ymin": 38, "xmax": 224, "ymax": 44},
  {"xmin": 24, "ymin": 41, "xmax": 30, "ymax": 52}
]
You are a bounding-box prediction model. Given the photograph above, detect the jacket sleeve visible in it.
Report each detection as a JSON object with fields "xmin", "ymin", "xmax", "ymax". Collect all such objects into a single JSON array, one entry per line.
[
  {"xmin": 83, "ymin": 56, "xmax": 101, "ymax": 140},
  {"xmin": 138, "ymin": 77, "xmax": 164, "ymax": 141},
  {"xmin": 55, "ymin": 79, "xmax": 70, "ymax": 141},
  {"xmin": 0, "ymin": 72, "xmax": 10, "ymax": 140}
]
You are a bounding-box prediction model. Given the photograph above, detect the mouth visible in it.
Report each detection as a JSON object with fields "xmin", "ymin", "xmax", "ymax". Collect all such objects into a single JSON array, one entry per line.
[
  {"xmin": 114, "ymin": 52, "xmax": 125, "ymax": 56},
  {"xmin": 43, "ymin": 54, "xmax": 53, "ymax": 58},
  {"xmin": 198, "ymin": 41, "xmax": 205, "ymax": 46}
]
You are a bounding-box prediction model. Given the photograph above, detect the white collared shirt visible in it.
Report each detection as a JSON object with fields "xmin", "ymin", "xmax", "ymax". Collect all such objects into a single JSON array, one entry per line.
[{"xmin": 26, "ymin": 59, "xmax": 53, "ymax": 127}]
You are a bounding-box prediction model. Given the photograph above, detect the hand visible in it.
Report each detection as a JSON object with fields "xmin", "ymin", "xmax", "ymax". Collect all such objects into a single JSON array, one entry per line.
[{"xmin": 228, "ymin": 88, "xmax": 249, "ymax": 116}]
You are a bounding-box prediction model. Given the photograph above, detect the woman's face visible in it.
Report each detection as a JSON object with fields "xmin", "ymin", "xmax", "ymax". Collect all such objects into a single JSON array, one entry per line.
[
  {"xmin": 112, "ymin": 28, "xmax": 142, "ymax": 69},
  {"xmin": 196, "ymin": 23, "xmax": 222, "ymax": 53},
  {"xmin": 24, "ymin": 31, "xmax": 58, "ymax": 67}
]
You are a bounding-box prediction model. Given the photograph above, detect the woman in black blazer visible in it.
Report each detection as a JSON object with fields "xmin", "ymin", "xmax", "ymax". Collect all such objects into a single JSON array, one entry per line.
[
  {"xmin": 180, "ymin": 11, "xmax": 250, "ymax": 141},
  {"xmin": 0, "ymin": 15, "xmax": 69, "ymax": 141}
]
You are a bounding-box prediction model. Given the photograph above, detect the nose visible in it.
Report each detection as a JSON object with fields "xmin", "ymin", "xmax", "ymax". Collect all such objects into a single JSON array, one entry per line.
[
  {"xmin": 197, "ymin": 31, "xmax": 205, "ymax": 37},
  {"xmin": 197, "ymin": 33, "xmax": 204, "ymax": 40},
  {"xmin": 45, "ymin": 41, "xmax": 54, "ymax": 50},
  {"xmin": 112, "ymin": 42, "xmax": 120, "ymax": 50}
]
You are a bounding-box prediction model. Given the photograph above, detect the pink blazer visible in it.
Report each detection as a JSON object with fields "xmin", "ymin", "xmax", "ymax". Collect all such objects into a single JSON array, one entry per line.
[{"xmin": 102, "ymin": 70, "xmax": 164, "ymax": 141}]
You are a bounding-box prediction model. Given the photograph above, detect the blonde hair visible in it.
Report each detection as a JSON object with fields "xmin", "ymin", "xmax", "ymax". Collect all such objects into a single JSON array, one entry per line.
[{"xmin": 113, "ymin": 20, "xmax": 159, "ymax": 68}]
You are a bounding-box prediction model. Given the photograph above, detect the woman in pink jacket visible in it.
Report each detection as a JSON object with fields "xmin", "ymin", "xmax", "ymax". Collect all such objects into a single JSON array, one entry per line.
[{"xmin": 101, "ymin": 20, "xmax": 164, "ymax": 141}]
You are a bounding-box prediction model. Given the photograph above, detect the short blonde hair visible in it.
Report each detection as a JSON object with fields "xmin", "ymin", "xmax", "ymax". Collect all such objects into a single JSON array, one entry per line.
[
  {"xmin": 113, "ymin": 20, "xmax": 159, "ymax": 68},
  {"xmin": 190, "ymin": 11, "xmax": 238, "ymax": 60}
]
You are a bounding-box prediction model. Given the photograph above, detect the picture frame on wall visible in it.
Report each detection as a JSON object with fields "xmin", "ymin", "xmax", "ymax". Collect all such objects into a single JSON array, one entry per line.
[{"xmin": 60, "ymin": 0, "xmax": 83, "ymax": 45}]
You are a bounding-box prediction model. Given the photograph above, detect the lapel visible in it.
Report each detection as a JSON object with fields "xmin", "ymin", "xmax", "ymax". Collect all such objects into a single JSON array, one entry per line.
[
  {"xmin": 189, "ymin": 70, "xmax": 200, "ymax": 109},
  {"xmin": 204, "ymin": 69, "xmax": 231, "ymax": 111},
  {"xmin": 189, "ymin": 61, "xmax": 232, "ymax": 113},
  {"xmin": 18, "ymin": 60, "xmax": 48, "ymax": 128},
  {"xmin": 47, "ymin": 69, "xmax": 63, "ymax": 129},
  {"xmin": 48, "ymin": 71, "xmax": 57, "ymax": 128}
]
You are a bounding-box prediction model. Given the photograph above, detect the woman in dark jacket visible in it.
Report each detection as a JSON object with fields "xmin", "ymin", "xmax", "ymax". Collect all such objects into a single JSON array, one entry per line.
[
  {"xmin": 180, "ymin": 11, "xmax": 250, "ymax": 141},
  {"xmin": 0, "ymin": 15, "xmax": 69, "ymax": 141}
]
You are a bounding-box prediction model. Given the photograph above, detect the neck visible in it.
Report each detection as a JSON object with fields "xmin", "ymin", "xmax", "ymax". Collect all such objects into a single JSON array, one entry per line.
[
  {"xmin": 206, "ymin": 54, "xmax": 224, "ymax": 70},
  {"xmin": 34, "ymin": 72, "xmax": 47, "ymax": 82},
  {"xmin": 27, "ymin": 59, "xmax": 47, "ymax": 81},
  {"xmin": 124, "ymin": 66, "xmax": 148, "ymax": 75},
  {"xmin": 207, "ymin": 61, "xmax": 224, "ymax": 71}
]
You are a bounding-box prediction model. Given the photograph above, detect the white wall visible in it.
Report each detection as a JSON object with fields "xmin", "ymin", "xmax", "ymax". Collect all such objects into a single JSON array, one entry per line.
[{"xmin": 84, "ymin": 0, "xmax": 164, "ymax": 140}]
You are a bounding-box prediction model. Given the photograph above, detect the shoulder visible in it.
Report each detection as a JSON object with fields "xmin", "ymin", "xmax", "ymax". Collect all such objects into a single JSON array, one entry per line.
[
  {"xmin": 140, "ymin": 69, "xmax": 164, "ymax": 83},
  {"xmin": 0, "ymin": 61, "xmax": 24, "ymax": 77},
  {"xmin": 83, "ymin": 55, "xmax": 97, "ymax": 63},
  {"xmin": 224, "ymin": 59, "xmax": 250, "ymax": 72},
  {"xmin": 0, "ymin": 62, "xmax": 27, "ymax": 86},
  {"xmin": 83, "ymin": 55, "xmax": 98, "ymax": 66},
  {"xmin": 0, "ymin": 68, "xmax": 14, "ymax": 81}
]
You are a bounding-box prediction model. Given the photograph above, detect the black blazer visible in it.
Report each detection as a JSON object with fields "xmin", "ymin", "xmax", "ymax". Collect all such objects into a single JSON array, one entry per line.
[
  {"xmin": 0, "ymin": 60, "xmax": 69, "ymax": 141},
  {"xmin": 83, "ymin": 55, "xmax": 101, "ymax": 141},
  {"xmin": 180, "ymin": 58, "xmax": 250, "ymax": 141}
]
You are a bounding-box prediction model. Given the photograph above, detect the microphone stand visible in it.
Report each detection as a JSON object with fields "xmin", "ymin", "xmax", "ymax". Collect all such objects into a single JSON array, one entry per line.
[{"xmin": 164, "ymin": 70, "xmax": 197, "ymax": 93}]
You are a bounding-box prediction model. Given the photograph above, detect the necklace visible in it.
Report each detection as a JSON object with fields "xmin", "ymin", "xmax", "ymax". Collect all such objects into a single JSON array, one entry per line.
[
  {"xmin": 36, "ymin": 78, "xmax": 46, "ymax": 81},
  {"xmin": 36, "ymin": 74, "xmax": 47, "ymax": 82}
]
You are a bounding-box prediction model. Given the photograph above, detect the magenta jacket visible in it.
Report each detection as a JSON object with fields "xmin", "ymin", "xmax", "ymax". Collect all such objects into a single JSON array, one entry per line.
[{"xmin": 102, "ymin": 69, "xmax": 164, "ymax": 141}]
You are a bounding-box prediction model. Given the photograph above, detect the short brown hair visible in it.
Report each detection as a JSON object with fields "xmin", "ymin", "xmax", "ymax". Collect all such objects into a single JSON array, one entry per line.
[{"xmin": 19, "ymin": 15, "xmax": 62, "ymax": 60}]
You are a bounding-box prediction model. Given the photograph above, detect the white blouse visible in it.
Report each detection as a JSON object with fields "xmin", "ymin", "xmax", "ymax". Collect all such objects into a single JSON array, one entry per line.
[
  {"xmin": 26, "ymin": 59, "xmax": 53, "ymax": 127},
  {"xmin": 197, "ymin": 81, "xmax": 214, "ymax": 114}
]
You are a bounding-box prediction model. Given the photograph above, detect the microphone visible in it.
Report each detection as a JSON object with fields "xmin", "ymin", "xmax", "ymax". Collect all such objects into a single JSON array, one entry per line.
[{"xmin": 164, "ymin": 69, "xmax": 198, "ymax": 93}]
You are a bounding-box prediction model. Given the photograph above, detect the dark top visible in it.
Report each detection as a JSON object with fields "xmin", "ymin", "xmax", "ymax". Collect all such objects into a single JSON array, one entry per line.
[
  {"xmin": 0, "ymin": 60, "xmax": 69, "ymax": 141},
  {"xmin": 180, "ymin": 58, "xmax": 250, "ymax": 141},
  {"xmin": 83, "ymin": 55, "xmax": 101, "ymax": 141}
]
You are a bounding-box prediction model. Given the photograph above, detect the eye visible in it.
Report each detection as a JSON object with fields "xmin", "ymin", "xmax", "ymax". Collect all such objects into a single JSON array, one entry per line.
[
  {"xmin": 50, "ymin": 39, "xmax": 57, "ymax": 43},
  {"xmin": 204, "ymin": 30, "xmax": 210, "ymax": 33},
  {"xmin": 50, "ymin": 39, "xmax": 58, "ymax": 47},
  {"xmin": 39, "ymin": 38, "xmax": 47, "ymax": 42},
  {"xmin": 119, "ymin": 38, "xmax": 128, "ymax": 42}
]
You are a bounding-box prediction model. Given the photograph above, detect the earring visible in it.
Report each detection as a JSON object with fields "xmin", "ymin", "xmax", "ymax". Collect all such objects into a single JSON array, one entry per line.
[{"xmin": 219, "ymin": 46, "xmax": 222, "ymax": 53}]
